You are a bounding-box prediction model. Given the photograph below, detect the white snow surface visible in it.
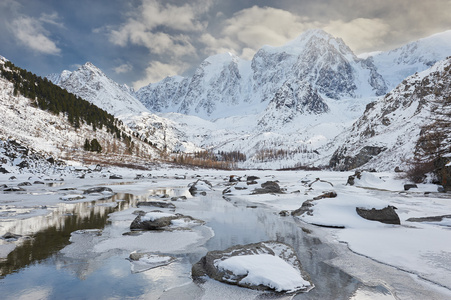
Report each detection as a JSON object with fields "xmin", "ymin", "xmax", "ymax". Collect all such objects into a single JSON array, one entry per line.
[
  {"xmin": 1, "ymin": 166, "xmax": 451, "ymax": 299},
  {"xmin": 215, "ymin": 254, "xmax": 311, "ymax": 293},
  {"xmin": 129, "ymin": 253, "xmax": 176, "ymax": 273}
]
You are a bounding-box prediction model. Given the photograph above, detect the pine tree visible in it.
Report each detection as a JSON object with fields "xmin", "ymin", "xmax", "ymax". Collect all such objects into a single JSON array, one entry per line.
[{"xmin": 90, "ymin": 139, "xmax": 102, "ymax": 153}]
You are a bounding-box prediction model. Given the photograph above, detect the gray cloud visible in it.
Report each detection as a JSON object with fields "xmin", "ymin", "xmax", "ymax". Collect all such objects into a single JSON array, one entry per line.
[
  {"xmin": 134, "ymin": 61, "xmax": 188, "ymax": 89},
  {"xmin": 113, "ymin": 63, "xmax": 133, "ymax": 74},
  {"xmin": 324, "ymin": 18, "xmax": 391, "ymax": 53}
]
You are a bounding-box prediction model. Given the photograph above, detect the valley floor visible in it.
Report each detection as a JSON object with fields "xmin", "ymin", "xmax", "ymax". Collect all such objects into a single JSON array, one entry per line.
[{"xmin": 0, "ymin": 166, "xmax": 450, "ymax": 299}]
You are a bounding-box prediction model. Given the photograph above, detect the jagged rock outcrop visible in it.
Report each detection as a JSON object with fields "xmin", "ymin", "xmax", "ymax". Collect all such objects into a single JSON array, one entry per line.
[{"xmin": 258, "ymin": 82, "xmax": 329, "ymax": 128}]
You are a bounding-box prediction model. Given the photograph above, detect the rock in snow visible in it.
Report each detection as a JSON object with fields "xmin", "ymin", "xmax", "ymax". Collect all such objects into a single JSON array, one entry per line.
[
  {"xmin": 130, "ymin": 211, "xmax": 204, "ymax": 230},
  {"xmin": 356, "ymin": 205, "xmax": 401, "ymax": 225},
  {"xmin": 192, "ymin": 241, "xmax": 313, "ymax": 293}
]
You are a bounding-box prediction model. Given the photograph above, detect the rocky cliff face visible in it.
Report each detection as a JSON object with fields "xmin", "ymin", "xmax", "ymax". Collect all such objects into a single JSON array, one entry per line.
[{"xmin": 258, "ymin": 82, "xmax": 328, "ymax": 128}]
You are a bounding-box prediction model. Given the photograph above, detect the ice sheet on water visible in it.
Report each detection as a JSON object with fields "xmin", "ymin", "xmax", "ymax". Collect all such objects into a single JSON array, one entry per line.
[{"xmin": 128, "ymin": 253, "xmax": 176, "ymax": 273}]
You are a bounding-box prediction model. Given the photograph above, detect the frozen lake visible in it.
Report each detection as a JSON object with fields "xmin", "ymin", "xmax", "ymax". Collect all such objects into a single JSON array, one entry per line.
[{"xmin": 1, "ymin": 168, "xmax": 450, "ymax": 299}]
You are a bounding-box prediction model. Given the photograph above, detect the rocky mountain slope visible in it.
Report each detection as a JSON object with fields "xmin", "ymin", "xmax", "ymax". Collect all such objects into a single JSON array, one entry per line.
[
  {"xmin": 329, "ymin": 56, "xmax": 451, "ymax": 172},
  {"xmin": 136, "ymin": 29, "xmax": 387, "ymax": 120}
]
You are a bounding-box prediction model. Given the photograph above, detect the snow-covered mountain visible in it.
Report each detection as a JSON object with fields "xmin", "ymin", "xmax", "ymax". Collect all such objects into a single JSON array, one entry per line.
[
  {"xmin": 42, "ymin": 29, "xmax": 451, "ymax": 170},
  {"xmin": 329, "ymin": 56, "xmax": 451, "ymax": 172},
  {"xmin": 367, "ymin": 30, "xmax": 451, "ymax": 90},
  {"xmin": 136, "ymin": 29, "xmax": 387, "ymax": 120},
  {"xmin": 47, "ymin": 62, "xmax": 199, "ymax": 154},
  {"xmin": 47, "ymin": 62, "xmax": 148, "ymax": 117}
]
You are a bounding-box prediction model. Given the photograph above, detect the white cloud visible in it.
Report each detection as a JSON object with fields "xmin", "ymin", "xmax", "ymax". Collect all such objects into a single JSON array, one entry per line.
[
  {"xmin": 139, "ymin": 0, "xmax": 209, "ymax": 32},
  {"xmin": 133, "ymin": 61, "xmax": 188, "ymax": 89},
  {"xmin": 70, "ymin": 63, "xmax": 82, "ymax": 70},
  {"xmin": 200, "ymin": 7, "xmax": 392, "ymax": 57},
  {"xmin": 10, "ymin": 15, "xmax": 61, "ymax": 55},
  {"xmin": 114, "ymin": 63, "xmax": 133, "ymax": 74},
  {"xmin": 323, "ymin": 18, "xmax": 391, "ymax": 53},
  {"xmin": 200, "ymin": 6, "xmax": 319, "ymax": 58}
]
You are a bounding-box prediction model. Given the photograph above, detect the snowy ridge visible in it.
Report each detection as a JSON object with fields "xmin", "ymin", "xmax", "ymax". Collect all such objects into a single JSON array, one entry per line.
[
  {"xmin": 369, "ymin": 30, "xmax": 451, "ymax": 90},
  {"xmin": 330, "ymin": 56, "xmax": 451, "ymax": 171},
  {"xmin": 136, "ymin": 29, "xmax": 387, "ymax": 120},
  {"xmin": 0, "ymin": 59, "xmax": 163, "ymax": 166}
]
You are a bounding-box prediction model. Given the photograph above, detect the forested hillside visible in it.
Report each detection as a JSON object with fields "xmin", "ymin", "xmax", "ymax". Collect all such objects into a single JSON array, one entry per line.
[
  {"xmin": 0, "ymin": 58, "xmax": 161, "ymax": 167},
  {"xmin": 0, "ymin": 60, "xmax": 121, "ymax": 136}
]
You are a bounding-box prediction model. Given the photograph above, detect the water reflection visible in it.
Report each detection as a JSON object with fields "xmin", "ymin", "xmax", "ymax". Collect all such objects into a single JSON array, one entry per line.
[{"xmin": 0, "ymin": 193, "xmax": 145, "ymax": 278}]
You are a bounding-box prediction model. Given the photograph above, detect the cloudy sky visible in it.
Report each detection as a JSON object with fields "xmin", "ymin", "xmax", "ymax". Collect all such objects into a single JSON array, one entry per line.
[{"xmin": 1, "ymin": 0, "xmax": 450, "ymax": 90}]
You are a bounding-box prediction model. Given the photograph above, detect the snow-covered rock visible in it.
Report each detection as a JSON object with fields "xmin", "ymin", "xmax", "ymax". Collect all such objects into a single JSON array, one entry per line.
[{"xmin": 192, "ymin": 241, "xmax": 313, "ymax": 293}]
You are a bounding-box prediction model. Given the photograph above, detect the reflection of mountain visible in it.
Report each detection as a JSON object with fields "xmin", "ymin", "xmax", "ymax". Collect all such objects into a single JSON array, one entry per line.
[{"xmin": 0, "ymin": 193, "xmax": 142, "ymax": 278}]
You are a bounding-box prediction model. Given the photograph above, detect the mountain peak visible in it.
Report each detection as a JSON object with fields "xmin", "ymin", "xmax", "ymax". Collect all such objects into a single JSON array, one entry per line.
[
  {"xmin": 80, "ymin": 61, "xmax": 103, "ymax": 73},
  {"xmin": 291, "ymin": 28, "xmax": 333, "ymax": 43},
  {"xmin": 260, "ymin": 28, "xmax": 351, "ymax": 58},
  {"xmin": 49, "ymin": 61, "xmax": 148, "ymax": 117},
  {"xmin": 203, "ymin": 52, "xmax": 241, "ymax": 65}
]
